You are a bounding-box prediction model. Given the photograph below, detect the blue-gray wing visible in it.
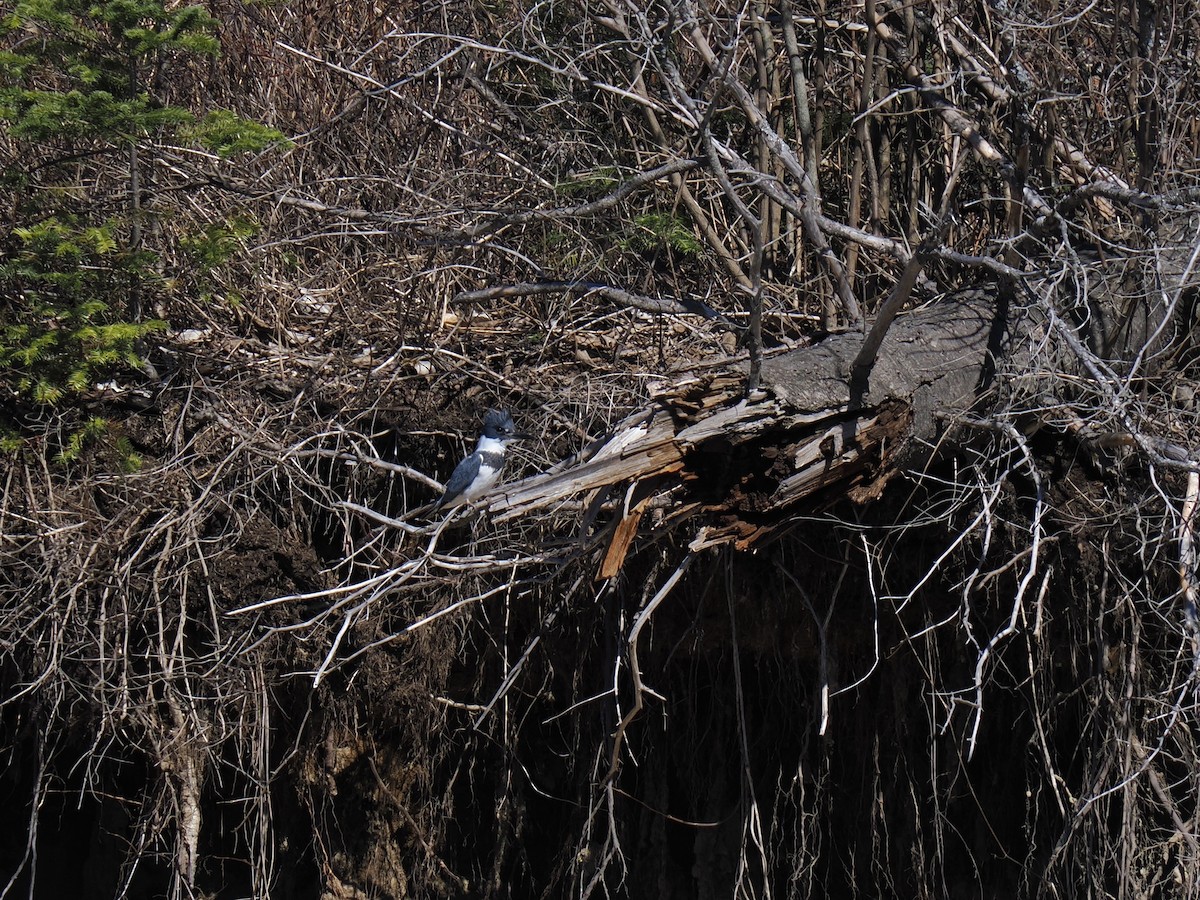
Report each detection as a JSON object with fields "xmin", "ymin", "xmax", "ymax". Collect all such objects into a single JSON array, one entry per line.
[{"xmin": 436, "ymin": 452, "xmax": 481, "ymax": 509}]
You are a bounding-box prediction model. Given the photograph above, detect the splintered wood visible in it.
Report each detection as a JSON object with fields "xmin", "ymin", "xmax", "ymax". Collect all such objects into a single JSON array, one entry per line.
[
  {"xmin": 486, "ymin": 291, "xmax": 1003, "ymax": 564},
  {"xmin": 486, "ymin": 373, "xmax": 914, "ymax": 553}
]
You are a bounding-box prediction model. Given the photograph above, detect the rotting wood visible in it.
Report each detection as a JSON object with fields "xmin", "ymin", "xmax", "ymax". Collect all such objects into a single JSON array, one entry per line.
[
  {"xmin": 598, "ymin": 492, "xmax": 652, "ymax": 579},
  {"xmin": 488, "ymin": 289, "xmax": 1008, "ymax": 545}
]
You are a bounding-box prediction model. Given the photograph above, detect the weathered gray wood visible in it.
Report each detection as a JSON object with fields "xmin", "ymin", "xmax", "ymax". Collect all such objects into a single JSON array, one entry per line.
[
  {"xmin": 760, "ymin": 287, "xmax": 1002, "ymax": 441},
  {"xmin": 488, "ymin": 289, "xmax": 1010, "ymax": 544}
]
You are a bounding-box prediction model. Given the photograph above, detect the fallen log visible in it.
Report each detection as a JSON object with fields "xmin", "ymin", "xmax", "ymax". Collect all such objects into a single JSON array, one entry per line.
[{"xmin": 488, "ymin": 287, "xmax": 1011, "ymax": 549}]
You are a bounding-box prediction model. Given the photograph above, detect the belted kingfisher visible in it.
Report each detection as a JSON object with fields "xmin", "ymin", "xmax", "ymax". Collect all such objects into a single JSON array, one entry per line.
[{"xmin": 433, "ymin": 408, "xmax": 527, "ymax": 511}]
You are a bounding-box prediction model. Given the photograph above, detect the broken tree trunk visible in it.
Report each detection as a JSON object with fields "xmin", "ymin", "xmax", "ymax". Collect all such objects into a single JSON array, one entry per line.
[{"xmin": 488, "ymin": 287, "xmax": 1013, "ymax": 550}]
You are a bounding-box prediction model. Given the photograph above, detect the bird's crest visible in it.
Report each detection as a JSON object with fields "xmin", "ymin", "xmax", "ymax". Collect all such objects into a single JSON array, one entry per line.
[{"xmin": 481, "ymin": 408, "xmax": 517, "ymax": 438}]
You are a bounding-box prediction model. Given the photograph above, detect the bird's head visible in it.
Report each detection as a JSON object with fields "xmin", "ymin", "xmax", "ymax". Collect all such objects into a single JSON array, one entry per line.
[{"xmin": 480, "ymin": 408, "xmax": 530, "ymax": 442}]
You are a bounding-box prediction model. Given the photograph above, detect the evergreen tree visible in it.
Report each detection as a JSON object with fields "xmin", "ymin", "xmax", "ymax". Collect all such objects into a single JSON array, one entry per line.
[{"xmin": 0, "ymin": 0, "xmax": 284, "ymax": 457}]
